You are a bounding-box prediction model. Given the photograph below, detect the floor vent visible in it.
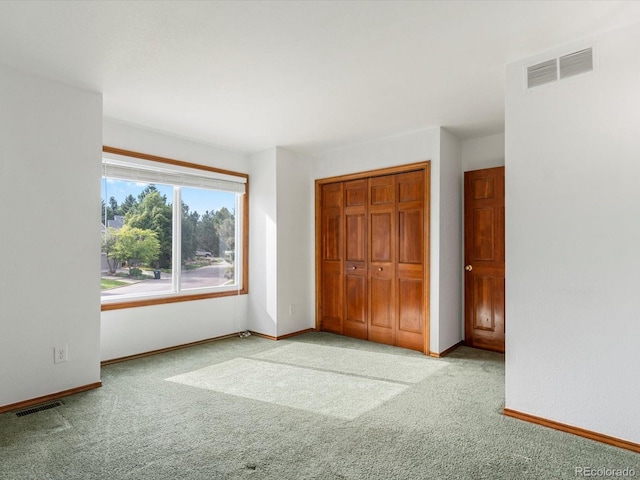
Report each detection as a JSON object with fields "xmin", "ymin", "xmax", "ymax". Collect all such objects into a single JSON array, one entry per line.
[{"xmin": 16, "ymin": 401, "xmax": 63, "ymax": 417}]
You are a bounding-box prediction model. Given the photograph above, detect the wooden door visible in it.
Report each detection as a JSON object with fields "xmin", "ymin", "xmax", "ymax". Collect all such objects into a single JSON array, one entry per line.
[
  {"xmin": 343, "ymin": 180, "xmax": 368, "ymax": 339},
  {"xmin": 320, "ymin": 182, "xmax": 343, "ymax": 334},
  {"xmin": 395, "ymin": 171, "xmax": 426, "ymax": 351},
  {"xmin": 316, "ymin": 162, "xmax": 430, "ymax": 354},
  {"xmin": 464, "ymin": 167, "xmax": 505, "ymax": 353},
  {"xmin": 368, "ymin": 175, "xmax": 396, "ymax": 345}
]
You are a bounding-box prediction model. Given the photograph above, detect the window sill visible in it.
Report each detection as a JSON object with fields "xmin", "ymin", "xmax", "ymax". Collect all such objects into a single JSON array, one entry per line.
[{"xmin": 101, "ymin": 288, "xmax": 248, "ymax": 311}]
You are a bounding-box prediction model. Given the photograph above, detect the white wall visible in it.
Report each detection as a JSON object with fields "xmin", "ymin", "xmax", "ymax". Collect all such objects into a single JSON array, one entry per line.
[
  {"xmin": 275, "ymin": 147, "xmax": 315, "ymax": 336},
  {"xmin": 505, "ymin": 24, "xmax": 640, "ymax": 443},
  {"xmin": 247, "ymin": 148, "xmax": 278, "ymax": 337},
  {"xmin": 101, "ymin": 120, "xmax": 250, "ymax": 361},
  {"xmin": 312, "ymin": 128, "xmax": 440, "ymax": 180},
  {"xmin": 438, "ymin": 129, "xmax": 463, "ymax": 350},
  {"xmin": 246, "ymin": 147, "xmax": 314, "ymax": 338},
  {"xmin": 101, "ymin": 296, "xmax": 248, "ymax": 360},
  {"xmin": 0, "ymin": 66, "xmax": 102, "ymax": 407},
  {"xmin": 103, "ymin": 119, "xmax": 250, "ymax": 172},
  {"xmin": 461, "ymin": 133, "xmax": 504, "ymax": 172},
  {"xmin": 312, "ymin": 127, "xmax": 462, "ymax": 354}
]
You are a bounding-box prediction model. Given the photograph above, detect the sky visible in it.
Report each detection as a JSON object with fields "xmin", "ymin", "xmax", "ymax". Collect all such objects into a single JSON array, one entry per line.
[{"xmin": 102, "ymin": 178, "xmax": 236, "ymax": 217}]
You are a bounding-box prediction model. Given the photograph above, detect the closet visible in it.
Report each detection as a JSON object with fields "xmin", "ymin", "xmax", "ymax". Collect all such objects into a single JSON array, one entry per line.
[{"xmin": 316, "ymin": 163, "xmax": 430, "ymax": 353}]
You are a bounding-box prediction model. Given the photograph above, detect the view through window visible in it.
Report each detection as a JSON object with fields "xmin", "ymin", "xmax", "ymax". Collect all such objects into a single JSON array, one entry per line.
[{"xmin": 100, "ymin": 150, "xmax": 246, "ymax": 306}]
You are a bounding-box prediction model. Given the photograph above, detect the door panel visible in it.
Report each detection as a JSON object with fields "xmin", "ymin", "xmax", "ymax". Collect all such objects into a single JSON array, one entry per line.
[
  {"xmin": 370, "ymin": 213, "xmax": 392, "ymax": 262},
  {"xmin": 469, "ymin": 275, "xmax": 505, "ymax": 351},
  {"xmin": 369, "ymin": 175, "xmax": 395, "ymax": 345},
  {"xmin": 464, "ymin": 167, "xmax": 505, "ymax": 353},
  {"xmin": 473, "ymin": 178, "xmax": 495, "ymax": 199},
  {"xmin": 321, "ymin": 267, "xmax": 342, "ymax": 334},
  {"xmin": 397, "ymin": 171, "xmax": 424, "ymax": 203},
  {"xmin": 472, "ymin": 208, "xmax": 495, "ymax": 261},
  {"xmin": 321, "ymin": 182, "xmax": 343, "ymax": 334},
  {"xmin": 397, "ymin": 279, "xmax": 422, "ymax": 333},
  {"xmin": 343, "ymin": 180, "xmax": 368, "ymax": 339},
  {"xmin": 395, "ymin": 171, "xmax": 425, "ymax": 351},
  {"xmin": 370, "ymin": 277, "xmax": 393, "ymax": 328},
  {"xmin": 396, "ymin": 278, "xmax": 424, "ymax": 351},
  {"xmin": 345, "ymin": 214, "xmax": 366, "ymax": 261},
  {"xmin": 323, "ymin": 215, "xmax": 341, "ymax": 260},
  {"xmin": 346, "ymin": 185, "xmax": 365, "ymax": 207},
  {"xmin": 472, "ymin": 275, "xmax": 496, "ymax": 331},
  {"xmin": 344, "ymin": 274, "xmax": 367, "ymax": 338},
  {"xmin": 399, "ymin": 209, "xmax": 423, "ymax": 264},
  {"xmin": 369, "ymin": 276, "xmax": 394, "ymax": 345},
  {"xmin": 370, "ymin": 183, "xmax": 393, "ymax": 205}
]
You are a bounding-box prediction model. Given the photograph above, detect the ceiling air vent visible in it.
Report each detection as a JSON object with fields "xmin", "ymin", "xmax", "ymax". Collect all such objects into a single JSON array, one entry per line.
[
  {"xmin": 527, "ymin": 59, "xmax": 557, "ymax": 89},
  {"xmin": 559, "ymin": 47, "xmax": 593, "ymax": 79}
]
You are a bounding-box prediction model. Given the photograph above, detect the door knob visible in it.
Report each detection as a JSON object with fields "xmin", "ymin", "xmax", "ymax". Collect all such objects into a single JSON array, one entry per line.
[
  {"xmin": 465, "ymin": 265, "xmax": 473, "ymax": 271},
  {"xmin": 378, "ymin": 267, "xmax": 383, "ymax": 271},
  {"xmin": 352, "ymin": 266, "xmax": 357, "ymax": 270}
]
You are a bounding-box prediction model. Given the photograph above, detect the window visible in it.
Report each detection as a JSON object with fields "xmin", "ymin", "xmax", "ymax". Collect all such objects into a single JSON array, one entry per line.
[{"xmin": 101, "ymin": 147, "xmax": 248, "ymax": 310}]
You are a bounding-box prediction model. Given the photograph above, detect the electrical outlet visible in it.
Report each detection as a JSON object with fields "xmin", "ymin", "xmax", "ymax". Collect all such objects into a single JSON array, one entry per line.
[
  {"xmin": 54, "ymin": 346, "xmax": 68, "ymax": 364},
  {"xmin": 289, "ymin": 304, "xmax": 295, "ymax": 316}
]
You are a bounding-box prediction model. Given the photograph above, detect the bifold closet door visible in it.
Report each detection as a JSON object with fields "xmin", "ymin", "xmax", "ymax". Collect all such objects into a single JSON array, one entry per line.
[
  {"xmin": 343, "ymin": 179, "xmax": 368, "ymax": 339},
  {"xmin": 395, "ymin": 171, "xmax": 425, "ymax": 351},
  {"xmin": 368, "ymin": 175, "xmax": 396, "ymax": 345},
  {"xmin": 367, "ymin": 171, "xmax": 425, "ymax": 350},
  {"xmin": 320, "ymin": 182, "xmax": 343, "ymax": 334},
  {"xmin": 318, "ymin": 166, "xmax": 428, "ymax": 353}
]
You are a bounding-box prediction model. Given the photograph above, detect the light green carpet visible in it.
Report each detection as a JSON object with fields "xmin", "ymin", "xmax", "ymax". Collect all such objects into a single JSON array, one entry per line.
[{"xmin": 0, "ymin": 332, "xmax": 637, "ymax": 479}]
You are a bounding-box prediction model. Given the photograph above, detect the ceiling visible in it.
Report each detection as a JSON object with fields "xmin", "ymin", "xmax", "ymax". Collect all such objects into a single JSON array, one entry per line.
[{"xmin": 1, "ymin": 1, "xmax": 640, "ymax": 155}]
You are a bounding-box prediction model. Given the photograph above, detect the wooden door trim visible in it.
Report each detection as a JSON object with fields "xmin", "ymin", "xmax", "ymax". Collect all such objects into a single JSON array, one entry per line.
[
  {"xmin": 314, "ymin": 181, "xmax": 323, "ymax": 331},
  {"xmin": 422, "ymin": 166, "xmax": 431, "ymax": 356},
  {"xmin": 503, "ymin": 408, "xmax": 640, "ymax": 454},
  {"xmin": 316, "ymin": 161, "xmax": 430, "ymax": 185},
  {"xmin": 315, "ymin": 161, "xmax": 431, "ymax": 355}
]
